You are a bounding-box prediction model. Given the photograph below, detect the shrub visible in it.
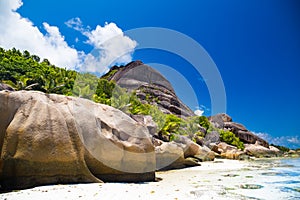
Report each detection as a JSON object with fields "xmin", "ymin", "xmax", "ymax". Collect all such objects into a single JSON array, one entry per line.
[
  {"xmin": 73, "ymin": 73, "xmax": 98, "ymax": 99},
  {"xmin": 148, "ymin": 105, "xmax": 166, "ymax": 131},
  {"xmin": 198, "ymin": 116, "xmax": 210, "ymax": 131},
  {"xmin": 219, "ymin": 129, "xmax": 245, "ymax": 150},
  {"xmin": 128, "ymin": 94, "xmax": 151, "ymax": 115},
  {"xmin": 93, "ymin": 79, "xmax": 116, "ymax": 105}
]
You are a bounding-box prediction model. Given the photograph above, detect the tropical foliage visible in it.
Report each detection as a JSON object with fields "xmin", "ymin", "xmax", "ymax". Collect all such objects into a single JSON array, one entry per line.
[
  {"xmin": 0, "ymin": 47, "xmax": 246, "ymax": 147},
  {"xmin": 219, "ymin": 129, "xmax": 245, "ymax": 150},
  {"xmin": 0, "ymin": 47, "xmax": 76, "ymax": 95},
  {"xmin": 73, "ymin": 73, "xmax": 99, "ymax": 99}
]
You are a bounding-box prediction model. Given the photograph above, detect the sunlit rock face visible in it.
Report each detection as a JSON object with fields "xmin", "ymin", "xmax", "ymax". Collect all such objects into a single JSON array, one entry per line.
[{"xmin": 0, "ymin": 90, "xmax": 155, "ymax": 190}]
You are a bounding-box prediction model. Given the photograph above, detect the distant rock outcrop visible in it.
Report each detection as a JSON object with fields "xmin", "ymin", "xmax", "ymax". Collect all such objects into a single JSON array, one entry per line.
[
  {"xmin": 0, "ymin": 90, "xmax": 155, "ymax": 190},
  {"xmin": 105, "ymin": 61, "xmax": 195, "ymax": 117},
  {"xmin": 244, "ymin": 143, "xmax": 281, "ymax": 158},
  {"xmin": 209, "ymin": 113, "xmax": 269, "ymax": 148}
]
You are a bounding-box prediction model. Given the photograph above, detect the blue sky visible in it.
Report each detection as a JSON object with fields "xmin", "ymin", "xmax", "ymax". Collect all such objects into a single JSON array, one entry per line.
[{"xmin": 0, "ymin": 0, "xmax": 299, "ymax": 148}]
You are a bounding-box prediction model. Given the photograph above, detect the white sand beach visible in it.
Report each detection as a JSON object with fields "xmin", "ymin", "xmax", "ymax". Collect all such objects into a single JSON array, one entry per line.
[{"xmin": 1, "ymin": 158, "xmax": 299, "ymax": 200}]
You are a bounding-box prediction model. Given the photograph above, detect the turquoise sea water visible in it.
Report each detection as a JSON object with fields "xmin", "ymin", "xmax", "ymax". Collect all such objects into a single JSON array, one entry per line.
[
  {"xmin": 232, "ymin": 157, "xmax": 300, "ymax": 200},
  {"xmin": 263, "ymin": 158, "xmax": 300, "ymax": 199},
  {"xmin": 187, "ymin": 157, "xmax": 300, "ymax": 200}
]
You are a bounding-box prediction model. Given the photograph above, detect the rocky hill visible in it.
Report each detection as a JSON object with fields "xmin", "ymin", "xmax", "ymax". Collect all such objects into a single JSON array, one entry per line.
[{"xmin": 104, "ymin": 61, "xmax": 195, "ymax": 117}]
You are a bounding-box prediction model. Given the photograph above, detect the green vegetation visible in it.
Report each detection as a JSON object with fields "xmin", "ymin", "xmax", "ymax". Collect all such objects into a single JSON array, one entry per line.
[
  {"xmin": 198, "ymin": 116, "xmax": 210, "ymax": 131},
  {"xmin": 159, "ymin": 114, "xmax": 183, "ymax": 141},
  {"xmin": 0, "ymin": 47, "xmax": 76, "ymax": 95},
  {"xmin": 101, "ymin": 68, "xmax": 118, "ymax": 80},
  {"xmin": 93, "ymin": 79, "xmax": 116, "ymax": 105},
  {"xmin": 219, "ymin": 129, "xmax": 245, "ymax": 150},
  {"xmin": 73, "ymin": 73, "xmax": 99, "ymax": 99},
  {"xmin": 148, "ymin": 105, "xmax": 166, "ymax": 130},
  {"xmin": 128, "ymin": 92, "xmax": 152, "ymax": 115},
  {"xmin": 0, "ymin": 47, "xmax": 248, "ymax": 148}
]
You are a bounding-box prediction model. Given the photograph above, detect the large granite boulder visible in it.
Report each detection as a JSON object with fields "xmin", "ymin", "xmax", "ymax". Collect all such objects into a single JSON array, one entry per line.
[
  {"xmin": 244, "ymin": 143, "xmax": 281, "ymax": 158},
  {"xmin": 130, "ymin": 114, "xmax": 157, "ymax": 136},
  {"xmin": 154, "ymin": 136, "xmax": 215, "ymax": 170},
  {"xmin": 215, "ymin": 142, "xmax": 248, "ymax": 160},
  {"xmin": 0, "ymin": 90, "xmax": 156, "ymax": 190},
  {"xmin": 105, "ymin": 61, "xmax": 195, "ymax": 117},
  {"xmin": 203, "ymin": 131, "xmax": 220, "ymax": 148},
  {"xmin": 155, "ymin": 141, "xmax": 195, "ymax": 170},
  {"xmin": 174, "ymin": 135, "xmax": 215, "ymax": 161}
]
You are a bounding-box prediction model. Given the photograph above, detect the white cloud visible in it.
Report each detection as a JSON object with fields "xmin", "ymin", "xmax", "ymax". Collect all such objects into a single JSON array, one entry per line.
[
  {"xmin": 287, "ymin": 137, "xmax": 300, "ymax": 144},
  {"xmin": 254, "ymin": 132, "xmax": 300, "ymax": 149},
  {"xmin": 0, "ymin": 0, "xmax": 80, "ymax": 69},
  {"xmin": 65, "ymin": 17, "xmax": 85, "ymax": 32},
  {"xmin": 66, "ymin": 19, "xmax": 137, "ymax": 74},
  {"xmin": 194, "ymin": 109, "xmax": 204, "ymax": 116},
  {"xmin": 0, "ymin": 0, "xmax": 136, "ymax": 74},
  {"xmin": 194, "ymin": 105, "xmax": 210, "ymax": 116}
]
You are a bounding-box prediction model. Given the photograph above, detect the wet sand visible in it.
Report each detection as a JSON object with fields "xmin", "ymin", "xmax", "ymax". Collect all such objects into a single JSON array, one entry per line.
[{"xmin": 1, "ymin": 158, "xmax": 299, "ymax": 200}]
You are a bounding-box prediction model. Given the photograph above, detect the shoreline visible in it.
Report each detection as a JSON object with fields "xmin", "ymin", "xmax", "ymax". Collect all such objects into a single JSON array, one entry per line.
[{"xmin": 1, "ymin": 158, "xmax": 299, "ymax": 200}]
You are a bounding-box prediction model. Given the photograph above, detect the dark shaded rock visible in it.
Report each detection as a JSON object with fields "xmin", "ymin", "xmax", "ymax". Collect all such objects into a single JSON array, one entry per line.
[
  {"xmin": 104, "ymin": 61, "xmax": 195, "ymax": 118},
  {"xmin": 204, "ymin": 131, "xmax": 220, "ymax": 147},
  {"xmin": 159, "ymin": 100, "xmax": 171, "ymax": 109},
  {"xmin": 136, "ymin": 92, "xmax": 146, "ymax": 100},
  {"xmin": 168, "ymin": 105, "xmax": 182, "ymax": 115},
  {"xmin": 136, "ymin": 84, "xmax": 194, "ymax": 117},
  {"xmin": 240, "ymin": 184, "xmax": 264, "ymax": 189},
  {"xmin": 152, "ymin": 138, "xmax": 164, "ymax": 147},
  {"xmin": 107, "ymin": 61, "xmax": 172, "ymax": 99},
  {"xmin": 224, "ymin": 122, "xmax": 247, "ymax": 131},
  {"xmin": 0, "ymin": 83, "xmax": 14, "ymax": 91},
  {"xmin": 236, "ymin": 130, "xmax": 269, "ymax": 148},
  {"xmin": 211, "ymin": 144, "xmax": 221, "ymax": 154},
  {"xmin": 108, "ymin": 60, "xmax": 174, "ymax": 93}
]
